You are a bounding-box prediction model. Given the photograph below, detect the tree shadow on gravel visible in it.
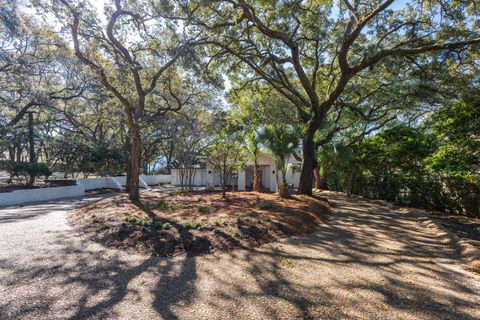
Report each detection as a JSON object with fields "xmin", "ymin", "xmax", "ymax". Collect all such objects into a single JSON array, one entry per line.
[{"xmin": 0, "ymin": 234, "xmax": 198, "ymax": 320}]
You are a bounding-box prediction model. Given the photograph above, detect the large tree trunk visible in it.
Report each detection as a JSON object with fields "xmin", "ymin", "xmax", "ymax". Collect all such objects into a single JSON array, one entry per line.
[
  {"xmin": 298, "ymin": 135, "xmax": 315, "ymax": 195},
  {"xmin": 128, "ymin": 130, "xmax": 141, "ymax": 201},
  {"xmin": 28, "ymin": 112, "xmax": 36, "ymax": 186}
]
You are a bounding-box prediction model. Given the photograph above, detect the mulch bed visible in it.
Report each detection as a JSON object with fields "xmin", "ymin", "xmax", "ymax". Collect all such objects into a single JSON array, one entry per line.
[{"xmin": 69, "ymin": 191, "xmax": 331, "ymax": 257}]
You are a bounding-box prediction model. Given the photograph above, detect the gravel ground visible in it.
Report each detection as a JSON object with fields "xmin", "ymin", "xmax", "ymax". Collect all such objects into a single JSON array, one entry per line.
[{"xmin": 0, "ymin": 191, "xmax": 479, "ymax": 320}]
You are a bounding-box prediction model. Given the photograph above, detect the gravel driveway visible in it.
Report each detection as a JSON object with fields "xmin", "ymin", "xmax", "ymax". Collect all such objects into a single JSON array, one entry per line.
[{"xmin": 0, "ymin": 192, "xmax": 479, "ymax": 320}]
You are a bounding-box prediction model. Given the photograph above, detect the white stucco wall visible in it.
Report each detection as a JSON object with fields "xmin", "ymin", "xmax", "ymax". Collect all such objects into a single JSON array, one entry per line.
[
  {"xmin": 140, "ymin": 174, "xmax": 171, "ymax": 186},
  {"xmin": 285, "ymin": 169, "xmax": 301, "ymax": 188},
  {"xmin": 0, "ymin": 185, "xmax": 84, "ymax": 207},
  {"xmin": 238, "ymin": 171, "xmax": 246, "ymax": 191}
]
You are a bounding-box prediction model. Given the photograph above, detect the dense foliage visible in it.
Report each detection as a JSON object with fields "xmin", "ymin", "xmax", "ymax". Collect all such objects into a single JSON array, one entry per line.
[
  {"xmin": 11, "ymin": 162, "xmax": 52, "ymax": 186},
  {"xmin": 322, "ymin": 96, "xmax": 480, "ymax": 216}
]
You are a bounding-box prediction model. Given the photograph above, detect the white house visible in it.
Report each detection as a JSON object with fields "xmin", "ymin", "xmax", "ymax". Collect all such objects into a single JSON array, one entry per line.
[{"xmin": 170, "ymin": 153, "xmax": 301, "ymax": 192}]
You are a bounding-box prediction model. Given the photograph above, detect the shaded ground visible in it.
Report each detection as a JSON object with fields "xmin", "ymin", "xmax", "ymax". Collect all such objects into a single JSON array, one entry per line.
[
  {"xmin": 70, "ymin": 191, "xmax": 330, "ymax": 256},
  {"xmin": 427, "ymin": 214, "xmax": 480, "ymax": 243},
  {"xmin": 0, "ymin": 191, "xmax": 479, "ymax": 319}
]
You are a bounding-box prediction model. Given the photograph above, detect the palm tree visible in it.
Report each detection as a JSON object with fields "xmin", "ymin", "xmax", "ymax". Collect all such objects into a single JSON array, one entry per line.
[
  {"xmin": 246, "ymin": 130, "xmax": 261, "ymax": 191},
  {"xmin": 261, "ymin": 125, "xmax": 300, "ymax": 198}
]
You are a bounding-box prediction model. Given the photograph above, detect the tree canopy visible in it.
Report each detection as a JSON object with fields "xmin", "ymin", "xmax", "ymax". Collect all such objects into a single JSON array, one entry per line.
[{"xmin": 0, "ymin": 0, "xmax": 479, "ymax": 214}]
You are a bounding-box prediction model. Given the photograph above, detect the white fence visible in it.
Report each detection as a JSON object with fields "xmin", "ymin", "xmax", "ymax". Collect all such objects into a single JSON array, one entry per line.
[{"xmin": 0, "ymin": 185, "xmax": 84, "ymax": 207}]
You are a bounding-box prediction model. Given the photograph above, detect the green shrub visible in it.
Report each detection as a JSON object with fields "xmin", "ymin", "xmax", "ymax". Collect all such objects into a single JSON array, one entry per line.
[
  {"xmin": 197, "ymin": 205, "xmax": 213, "ymax": 214},
  {"xmin": 153, "ymin": 221, "xmax": 163, "ymax": 229},
  {"xmin": 256, "ymin": 201, "xmax": 274, "ymax": 210},
  {"xmin": 162, "ymin": 222, "xmax": 172, "ymax": 230},
  {"xmin": 185, "ymin": 222, "xmax": 193, "ymax": 229},
  {"xmin": 129, "ymin": 216, "xmax": 141, "ymax": 225}
]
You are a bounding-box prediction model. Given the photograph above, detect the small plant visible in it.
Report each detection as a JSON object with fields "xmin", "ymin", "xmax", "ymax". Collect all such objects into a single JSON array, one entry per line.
[
  {"xmin": 184, "ymin": 222, "xmax": 194, "ymax": 229},
  {"xmin": 124, "ymin": 216, "xmax": 142, "ymax": 225},
  {"xmin": 157, "ymin": 200, "xmax": 170, "ymax": 210},
  {"xmin": 233, "ymin": 231, "xmax": 240, "ymax": 237},
  {"xmin": 142, "ymin": 220, "xmax": 151, "ymax": 227},
  {"xmin": 170, "ymin": 203, "xmax": 186, "ymax": 210},
  {"xmin": 197, "ymin": 205, "xmax": 213, "ymax": 214},
  {"xmin": 162, "ymin": 222, "xmax": 172, "ymax": 230},
  {"xmin": 256, "ymin": 200, "xmax": 274, "ymax": 210},
  {"xmin": 157, "ymin": 200, "xmax": 185, "ymax": 211},
  {"xmin": 237, "ymin": 214, "xmax": 250, "ymax": 222},
  {"xmin": 153, "ymin": 221, "xmax": 163, "ymax": 229},
  {"xmin": 214, "ymin": 219, "xmax": 227, "ymax": 227}
]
